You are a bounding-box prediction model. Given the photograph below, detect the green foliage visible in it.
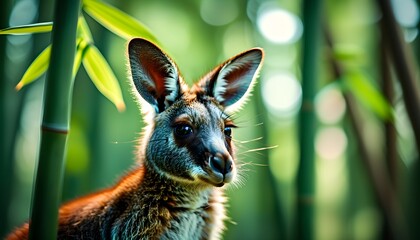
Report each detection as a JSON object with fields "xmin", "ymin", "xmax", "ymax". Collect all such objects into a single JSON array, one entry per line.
[
  {"xmin": 332, "ymin": 44, "xmax": 364, "ymax": 62},
  {"xmin": 73, "ymin": 39, "xmax": 85, "ymax": 78},
  {"xmin": 77, "ymin": 16, "xmax": 93, "ymax": 42},
  {"xmin": 83, "ymin": 43, "xmax": 126, "ymax": 111},
  {"xmin": 15, "ymin": 45, "xmax": 51, "ymax": 91},
  {"xmin": 342, "ymin": 71, "xmax": 394, "ymax": 121},
  {"xmin": 0, "ymin": 0, "xmax": 157, "ymax": 111},
  {"xmin": 83, "ymin": 0, "xmax": 158, "ymax": 42},
  {"xmin": 78, "ymin": 16, "xmax": 126, "ymax": 111},
  {"xmin": 0, "ymin": 22, "xmax": 52, "ymax": 34}
]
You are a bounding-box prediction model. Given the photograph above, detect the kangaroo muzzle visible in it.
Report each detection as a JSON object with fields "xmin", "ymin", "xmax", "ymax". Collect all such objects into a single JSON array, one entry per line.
[
  {"xmin": 208, "ymin": 152, "xmax": 234, "ymax": 185},
  {"xmin": 202, "ymin": 135, "xmax": 235, "ymax": 187}
]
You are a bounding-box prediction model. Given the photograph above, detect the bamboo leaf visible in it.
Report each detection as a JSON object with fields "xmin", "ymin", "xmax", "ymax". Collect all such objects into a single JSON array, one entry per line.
[
  {"xmin": 333, "ymin": 44, "xmax": 364, "ymax": 62},
  {"xmin": 15, "ymin": 45, "xmax": 51, "ymax": 90},
  {"xmin": 82, "ymin": 44, "xmax": 126, "ymax": 111},
  {"xmin": 72, "ymin": 39, "xmax": 85, "ymax": 78},
  {"xmin": 77, "ymin": 16, "xmax": 93, "ymax": 43},
  {"xmin": 0, "ymin": 22, "xmax": 53, "ymax": 35},
  {"xmin": 82, "ymin": 0, "xmax": 157, "ymax": 42},
  {"xmin": 343, "ymin": 71, "xmax": 394, "ymax": 121}
]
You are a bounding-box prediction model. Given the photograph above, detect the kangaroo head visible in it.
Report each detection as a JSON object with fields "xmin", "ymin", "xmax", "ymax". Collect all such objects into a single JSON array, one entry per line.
[{"xmin": 128, "ymin": 38, "xmax": 263, "ymax": 187}]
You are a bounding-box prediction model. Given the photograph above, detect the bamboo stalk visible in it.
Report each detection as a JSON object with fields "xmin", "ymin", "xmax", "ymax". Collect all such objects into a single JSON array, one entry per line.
[
  {"xmin": 28, "ymin": 0, "xmax": 80, "ymax": 239},
  {"xmin": 379, "ymin": 20, "xmax": 398, "ymax": 240},
  {"xmin": 376, "ymin": 0, "xmax": 420, "ymax": 151},
  {"xmin": 376, "ymin": 2, "xmax": 420, "ymax": 238},
  {"xmin": 324, "ymin": 27, "xmax": 407, "ymax": 239},
  {"xmin": 296, "ymin": 0, "xmax": 322, "ymax": 239},
  {"xmin": 379, "ymin": 26, "xmax": 398, "ymax": 188},
  {"xmin": 0, "ymin": 0, "xmax": 13, "ymax": 237}
]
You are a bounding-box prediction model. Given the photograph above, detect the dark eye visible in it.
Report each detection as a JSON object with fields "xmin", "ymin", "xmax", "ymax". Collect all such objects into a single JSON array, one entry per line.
[
  {"xmin": 174, "ymin": 124, "xmax": 193, "ymax": 138},
  {"xmin": 224, "ymin": 126, "xmax": 232, "ymax": 137}
]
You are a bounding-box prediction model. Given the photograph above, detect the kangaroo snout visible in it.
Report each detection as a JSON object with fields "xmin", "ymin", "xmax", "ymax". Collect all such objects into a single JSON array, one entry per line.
[
  {"xmin": 209, "ymin": 153, "xmax": 233, "ymax": 176},
  {"xmin": 205, "ymin": 150, "xmax": 235, "ymax": 187},
  {"xmin": 209, "ymin": 153, "xmax": 233, "ymax": 178}
]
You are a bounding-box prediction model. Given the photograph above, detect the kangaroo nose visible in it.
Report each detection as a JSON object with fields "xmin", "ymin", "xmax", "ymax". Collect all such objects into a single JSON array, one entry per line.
[{"xmin": 209, "ymin": 153, "xmax": 233, "ymax": 175}]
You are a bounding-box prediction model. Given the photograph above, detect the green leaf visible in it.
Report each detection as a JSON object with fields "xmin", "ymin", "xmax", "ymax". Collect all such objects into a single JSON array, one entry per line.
[
  {"xmin": 73, "ymin": 38, "xmax": 85, "ymax": 78},
  {"xmin": 16, "ymin": 45, "xmax": 51, "ymax": 90},
  {"xmin": 17, "ymin": 38, "xmax": 87, "ymax": 90},
  {"xmin": 333, "ymin": 44, "xmax": 363, "ymax": 61},
  {"xmin": 0, "ymin": 22, "xmax": 53, "ymax": 35},
  {"xmin": 343, "ymin": 71, "xmax": 394, "ymax": 121},
  {"xmin": 83, "ymin": 0, "xmax": 158, "ymax": 42},
  {"xmin": 82, "ymin": 44, "xmax": 126, "ymax": 111},
  {"xmin": 77, "ymin": 16, "xmax": 93, "ymax": 43}
]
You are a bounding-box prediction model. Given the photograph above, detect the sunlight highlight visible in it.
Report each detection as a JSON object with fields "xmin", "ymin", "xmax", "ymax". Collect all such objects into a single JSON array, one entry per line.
[
  {"xmin": 315, "ymin": 87, "xmax": 346, "ymax": 124},
  {"xmin": 200, "ymin": 0, "xmax": 238, "ymax": 26},
  {"xmin": 257, "ymin": 6, "xmax": 302, "ymax": 44},
  {"xmin": 316, "ymin": 127, "xmax": 347, "ymax": 160},
  {"xmin": 262, "ymin": 73, "xmax": 302, "ymax": 117},
  {"xmin": 391, "ymin": 0, "xmax": 419, "ymax": 27}
]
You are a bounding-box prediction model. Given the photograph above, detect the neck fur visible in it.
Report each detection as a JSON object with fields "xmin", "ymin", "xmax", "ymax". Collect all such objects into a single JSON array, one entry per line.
[{"xmin": 141, "ymin": 160, "xmax": 214, "ymax": 211}]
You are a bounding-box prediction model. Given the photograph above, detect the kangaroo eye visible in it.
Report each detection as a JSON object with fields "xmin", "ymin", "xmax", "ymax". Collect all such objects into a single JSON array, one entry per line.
[
  {"xmin": 224, "ymin": 127, "xmax": 232, "ymax": 137},
  {"xmin": 174, "ymin": 124, "xmax": 193, "ymax": 138}
]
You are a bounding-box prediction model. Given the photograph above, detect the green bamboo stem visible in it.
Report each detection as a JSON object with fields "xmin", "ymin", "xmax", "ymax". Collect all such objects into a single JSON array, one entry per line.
[
  {"xmin": 0, "ymin": 0, "xmax": 13, "ymax": 237},
  {"xmin": 28, "ymin": 0, "xmax": 80, "ymax": 239},
  {"xmin": 296, "ymin": 0, "xmax": 322, "ymax": 239}
]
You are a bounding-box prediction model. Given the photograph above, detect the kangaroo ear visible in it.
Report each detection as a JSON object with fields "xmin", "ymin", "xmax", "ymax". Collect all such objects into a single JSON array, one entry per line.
[
  {"xmin": 196, "ymin": 48, "xmax": 264, "ymax": 112},
  {"xmin": 128, "ymin": 38, "xmax": 183, "ymax": 113}
]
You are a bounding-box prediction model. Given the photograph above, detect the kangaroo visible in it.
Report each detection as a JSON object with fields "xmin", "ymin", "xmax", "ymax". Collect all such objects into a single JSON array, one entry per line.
[{"xmin": 7, "ymin": 38, "xmax": 264, "ymax": 240}]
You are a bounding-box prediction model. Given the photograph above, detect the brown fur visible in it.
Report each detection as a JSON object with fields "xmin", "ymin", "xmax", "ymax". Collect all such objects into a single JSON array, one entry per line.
[{"xmin": 7, "ymin": 39, "xmax": 263, "ymax": 240}]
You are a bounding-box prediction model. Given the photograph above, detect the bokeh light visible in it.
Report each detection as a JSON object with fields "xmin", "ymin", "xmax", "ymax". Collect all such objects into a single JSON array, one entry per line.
[
  {"xmin": 315, "ymin": 127, "xmax": 348, "ymax": 160},
  {"xmin": 262, "ymin": 72, "xmax": 302, "ymax": 118},
  {"xmin": 315, "ymin": 87, "xmax": 346, "ymax": 124},
  {"xmin": 257, "ymin": 5, "xmax": 302, "ymax": 44},
  {"xmin": 9, "ymin": 0, "xmax": 38, "ymax": 26},
  {"xmin": 200, "ymin": 0, "xmax": 239, "ymax": 26},
  {"xmin": 391, "ymin": 0, "xmax": 419, "ymax": 27}
]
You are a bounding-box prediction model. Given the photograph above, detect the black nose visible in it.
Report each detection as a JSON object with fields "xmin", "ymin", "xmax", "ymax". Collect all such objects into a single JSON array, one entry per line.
[{"xmin": 209, "ymin": 154, "xmax": 233, "ymax": 175}]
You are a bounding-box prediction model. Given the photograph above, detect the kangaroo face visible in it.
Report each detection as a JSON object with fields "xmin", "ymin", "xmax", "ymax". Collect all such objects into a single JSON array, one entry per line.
[
  {"xmin": 147, "ymin": 97, "xmax": 236, "ymax": 187},
  {"xmin": 128, "ymin": 38, "xmax": 263, "ymax": 188}
]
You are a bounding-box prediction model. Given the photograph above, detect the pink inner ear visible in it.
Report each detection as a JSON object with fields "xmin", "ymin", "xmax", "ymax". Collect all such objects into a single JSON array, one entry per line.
[
  {"xmin": 224, "ymin": 64, "xmax": 251, "ymax": 83},
  {"xmin": 221, "ymin": 64, "xmax": 252, "ymax": 99},
  {"xmin": 140, "ymin": 56, "xmax": 167, "ymax": 98}
]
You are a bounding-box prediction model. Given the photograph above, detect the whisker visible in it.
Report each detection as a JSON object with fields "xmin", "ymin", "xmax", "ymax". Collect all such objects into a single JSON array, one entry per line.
[
  {"xmin": 238, "ymin": 161, "xmax": 269, "ymax": 168},
  {"xmin": 233, "ymin": 137, "xmax": 263, "ymax": 144},
  {"xmin": 234, "ymin": 121, "xmax": 264, "ymax": 128},
  {"xmin": 111, "ymin": 139, "xmax": 137, "ymax": 144},
  {"xmin": 237, "ymin": 145, "xmax": 278, "ymax": 155},
  {"xmin": 232, "ymin": 113, "xmax": 265, "ymax": 127}
]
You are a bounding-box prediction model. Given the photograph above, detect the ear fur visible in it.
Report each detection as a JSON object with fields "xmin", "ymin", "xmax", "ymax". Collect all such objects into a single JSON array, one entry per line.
[
  {"xmin": 195, "ymin": 48, "xmax": 264, "ymax": 112},
  {"xmin": 128, "ymin": 38, "xmax": 183, "ymax": 113}
]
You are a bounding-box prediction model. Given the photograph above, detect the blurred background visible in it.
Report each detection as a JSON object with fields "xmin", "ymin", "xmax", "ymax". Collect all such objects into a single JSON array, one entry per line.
[{"xmin": 1, "ymin": 0, "xmax": 419, "ymax": 239}]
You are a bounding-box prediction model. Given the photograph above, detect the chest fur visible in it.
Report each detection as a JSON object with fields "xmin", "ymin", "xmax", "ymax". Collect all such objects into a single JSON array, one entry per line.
[
  {"xmin": 109, "ymin": 201, "xmax": 225, "ymax": 240},
  {"xmin": 160, "ymin": 208, "xmax": 211, "ymax": 240}
]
